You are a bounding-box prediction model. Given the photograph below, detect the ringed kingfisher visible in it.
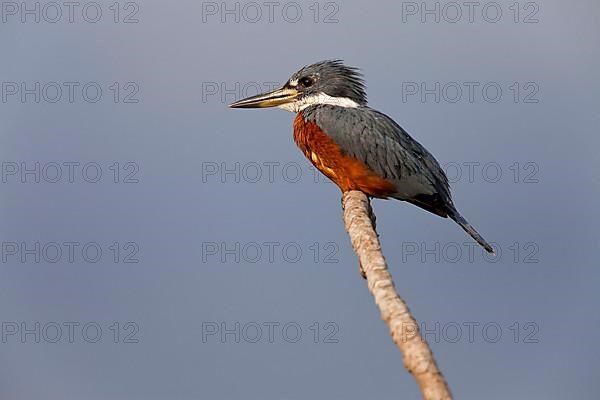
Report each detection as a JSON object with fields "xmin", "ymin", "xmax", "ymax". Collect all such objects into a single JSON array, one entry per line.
[{"xmin": 229, "ymin": 60, "xmax": 493, "ymax": 255}]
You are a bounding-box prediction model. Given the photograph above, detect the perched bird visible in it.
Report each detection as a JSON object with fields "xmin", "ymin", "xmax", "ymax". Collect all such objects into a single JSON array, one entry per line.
[{"xmin": 229, "ymin": 60, "xmax": 493, "ymax": 254}]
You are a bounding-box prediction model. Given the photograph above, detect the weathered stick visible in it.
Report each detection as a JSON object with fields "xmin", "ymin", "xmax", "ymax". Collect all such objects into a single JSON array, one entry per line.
[{"xmin": 342, "ymin": 190, "xmax": 452, "ymax": 400}]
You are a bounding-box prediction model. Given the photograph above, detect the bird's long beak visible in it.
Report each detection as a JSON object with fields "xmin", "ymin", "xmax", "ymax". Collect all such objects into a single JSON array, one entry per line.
[{"xmin": 228, "ymin": 87, "xmax": 300, "ymax": 108}]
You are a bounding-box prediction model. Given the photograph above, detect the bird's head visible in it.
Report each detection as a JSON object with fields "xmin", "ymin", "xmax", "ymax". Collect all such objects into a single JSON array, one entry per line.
[{"xmin": 229, "ymin": 60, "xmax": 367, "ymax": 112}]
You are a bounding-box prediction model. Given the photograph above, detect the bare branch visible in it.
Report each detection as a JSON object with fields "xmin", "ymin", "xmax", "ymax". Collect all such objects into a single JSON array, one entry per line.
[{"xmin": 342, "ymin": 190, "xmax": 452, "ymax": 400}]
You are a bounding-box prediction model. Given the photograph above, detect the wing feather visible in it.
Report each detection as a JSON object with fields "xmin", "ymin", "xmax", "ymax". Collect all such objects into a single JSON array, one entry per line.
[{"xmin": 302, "ymin": 105, "xmax": 452, "ymax": 204}]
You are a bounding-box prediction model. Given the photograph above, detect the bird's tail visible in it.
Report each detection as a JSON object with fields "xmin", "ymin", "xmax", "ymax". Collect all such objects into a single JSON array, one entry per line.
[{"xmin": 449, "ymin": 211, "xmax": 494, "ymax": 254}]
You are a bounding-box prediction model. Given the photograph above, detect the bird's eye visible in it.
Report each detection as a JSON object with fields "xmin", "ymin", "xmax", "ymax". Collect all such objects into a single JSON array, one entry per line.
[{"xmin": 298, "ymin": 77, "xmax": 314, "ymax": 88}]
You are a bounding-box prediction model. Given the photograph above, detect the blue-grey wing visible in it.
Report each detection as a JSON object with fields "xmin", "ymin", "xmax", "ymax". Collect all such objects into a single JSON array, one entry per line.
[{"xmin": 302, "ymin": 105, "xmax": 452, "ymax": 209}]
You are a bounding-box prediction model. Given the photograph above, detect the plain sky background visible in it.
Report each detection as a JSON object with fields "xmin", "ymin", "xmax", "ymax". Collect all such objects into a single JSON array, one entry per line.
[{"xmin": 1, "ymin": 0, "xmax": 599, "ymax": 399}]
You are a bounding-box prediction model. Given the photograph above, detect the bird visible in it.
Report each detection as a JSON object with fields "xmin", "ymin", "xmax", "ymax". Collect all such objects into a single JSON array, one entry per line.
[{"xmin": 229, "ymin": 60, "xmax": 494, "ymax": 255}]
